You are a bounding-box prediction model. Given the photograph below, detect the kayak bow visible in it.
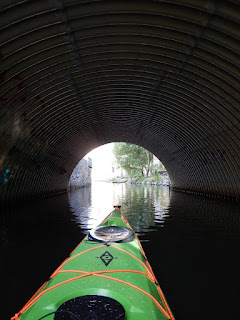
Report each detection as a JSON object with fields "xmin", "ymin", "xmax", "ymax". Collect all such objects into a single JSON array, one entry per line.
[{"xmin": 12, "ymin": 206, "xmax": 175, "ymax": 320}]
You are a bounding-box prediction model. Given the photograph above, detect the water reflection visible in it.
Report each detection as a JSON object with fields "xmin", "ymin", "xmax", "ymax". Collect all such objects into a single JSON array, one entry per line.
[
  {"xmin": 68, "ymin": 182, "xmax": 170, "ymax": 235},
  {"xmin": 68, "ymin": 181, "xmax": 240, "ymax": 240}
]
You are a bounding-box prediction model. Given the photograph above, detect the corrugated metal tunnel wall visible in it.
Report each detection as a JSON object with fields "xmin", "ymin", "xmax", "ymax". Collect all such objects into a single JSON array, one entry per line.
[{"xmin": 0, "ymin": 0, "xmax": 239, "ymax": 203}]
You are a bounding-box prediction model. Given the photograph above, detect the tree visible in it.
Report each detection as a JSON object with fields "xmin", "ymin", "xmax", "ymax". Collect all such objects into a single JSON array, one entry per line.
[{"xmin": 113, "ymin": 143, "xmax": 153, "ymax": 177}]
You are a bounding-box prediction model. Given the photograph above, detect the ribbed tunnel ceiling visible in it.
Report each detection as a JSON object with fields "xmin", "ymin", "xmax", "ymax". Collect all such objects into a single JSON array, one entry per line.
[{"xmin": 0, "ymin": 0, "xmax": 239, "ymax": 202}]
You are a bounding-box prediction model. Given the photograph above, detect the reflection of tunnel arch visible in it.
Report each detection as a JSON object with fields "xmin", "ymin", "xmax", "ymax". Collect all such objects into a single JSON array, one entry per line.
[{"xmin": 0, "ymin": 1, "xmax": 239, "ymax": 202}]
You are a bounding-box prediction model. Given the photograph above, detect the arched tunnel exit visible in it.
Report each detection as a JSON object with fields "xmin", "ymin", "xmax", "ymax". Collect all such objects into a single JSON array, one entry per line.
[
  {"xmin": 0, "ymin": 0, "xmax": 239, "ymax": 204},
  {"xmin": 68, "ymin": 142, "xmax": 169, "ymax": 189}
]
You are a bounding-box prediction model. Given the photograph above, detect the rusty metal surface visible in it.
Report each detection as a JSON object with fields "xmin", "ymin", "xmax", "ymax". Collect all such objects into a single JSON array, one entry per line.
[{"xmin": 0, "ymin": 0, "xmax": 239, "ymax": 202}]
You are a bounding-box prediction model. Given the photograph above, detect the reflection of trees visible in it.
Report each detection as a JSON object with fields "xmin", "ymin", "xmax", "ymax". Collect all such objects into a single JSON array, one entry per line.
[
  {"xmin": 68, "ymin": 183, "xmax": 240, "ymax": 238},
  {"xmin": 68, "ymin": 183, "xmax": 171, "ymax": 235},
  {"xmin": 117, "ymin": 184, "xmax": 170, "ymax": 234}
]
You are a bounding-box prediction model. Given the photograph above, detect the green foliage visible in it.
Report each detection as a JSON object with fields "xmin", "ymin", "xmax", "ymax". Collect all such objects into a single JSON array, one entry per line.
[
  {"xmin": 154, "ymin": 169, "xmax": 159, "ymax": 178},
  {"xmin": 113, "ymin": 143, "xmax": 153, "ymax": 176},
  {"xmin": 152, "ymin": 162, "xmax": 165, "ymax": 172}
]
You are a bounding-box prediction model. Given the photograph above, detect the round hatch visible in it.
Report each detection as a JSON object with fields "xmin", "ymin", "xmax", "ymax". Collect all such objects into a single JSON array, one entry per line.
[{"xmin": 89, "ymin": 225, "xmax": 135, "ymax": 243}]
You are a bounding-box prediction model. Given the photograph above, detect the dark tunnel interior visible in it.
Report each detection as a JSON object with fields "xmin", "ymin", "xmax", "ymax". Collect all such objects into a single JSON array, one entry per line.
[{"xmin": 0, "ymin": 0, "xmax": 239, "ymax": 203}]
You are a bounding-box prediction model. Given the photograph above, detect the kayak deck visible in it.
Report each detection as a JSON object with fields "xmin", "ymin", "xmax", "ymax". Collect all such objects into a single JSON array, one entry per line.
[{"xmin": 12, "ymin": 207, "xmax": 174, "ymax": 320}]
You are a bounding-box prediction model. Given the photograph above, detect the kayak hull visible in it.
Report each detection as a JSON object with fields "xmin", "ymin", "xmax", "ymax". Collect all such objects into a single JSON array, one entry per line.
[{"xmin": 12, "ymin": 208, "xmax": 174, "ymax": 320}]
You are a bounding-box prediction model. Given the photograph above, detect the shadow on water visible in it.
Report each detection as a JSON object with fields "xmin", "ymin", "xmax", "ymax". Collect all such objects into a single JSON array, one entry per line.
[{"xmin": 1, "ymin": 182, "xmax": 240, "ymax": 319}]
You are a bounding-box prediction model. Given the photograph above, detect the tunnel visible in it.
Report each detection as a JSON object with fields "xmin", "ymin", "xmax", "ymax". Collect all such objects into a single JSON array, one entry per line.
[{"xmin": 0, "ymin": 0, "xmax": 239, "ymax": 203}]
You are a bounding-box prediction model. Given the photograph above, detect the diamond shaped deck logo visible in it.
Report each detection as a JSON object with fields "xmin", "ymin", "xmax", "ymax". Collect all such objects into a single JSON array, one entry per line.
[{"xmin": 100, "ymin": 251, "xmax": 114, "ymax": 266}]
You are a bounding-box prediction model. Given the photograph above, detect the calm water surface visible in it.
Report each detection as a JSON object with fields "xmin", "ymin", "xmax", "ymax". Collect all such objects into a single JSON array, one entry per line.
[{"xmin": 2, "ymin": 182, "xmax": 240, "ymax": 319}]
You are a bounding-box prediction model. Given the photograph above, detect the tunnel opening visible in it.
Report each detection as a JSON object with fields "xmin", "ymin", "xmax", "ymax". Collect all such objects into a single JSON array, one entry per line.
[{"xmin": 68, "ymin": 142, "xmax": 169, "ymax": 191}]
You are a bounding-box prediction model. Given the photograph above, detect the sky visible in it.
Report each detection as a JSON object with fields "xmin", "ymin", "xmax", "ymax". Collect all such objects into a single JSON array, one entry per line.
[{"xmin": 85, "ymin": 143, "xmax": 115, "ymax": 180}]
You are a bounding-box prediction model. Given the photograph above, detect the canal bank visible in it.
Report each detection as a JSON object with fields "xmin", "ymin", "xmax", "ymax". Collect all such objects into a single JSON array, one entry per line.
[
  {"xmin": 68, "ymin": 157, "xmax": 92, "ymax": 190},
  {"xmin": 109, "ymin": 172, "xmax": 170, "ymax": 187}
]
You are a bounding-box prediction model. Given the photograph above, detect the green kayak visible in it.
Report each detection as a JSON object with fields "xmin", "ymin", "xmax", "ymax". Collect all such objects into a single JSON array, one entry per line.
[{"xmin": 12, "ymin": 206, "xmax": 175, "ymax": 320}]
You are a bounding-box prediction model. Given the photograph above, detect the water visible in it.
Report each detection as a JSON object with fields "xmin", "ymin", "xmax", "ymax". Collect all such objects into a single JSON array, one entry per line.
[{"xmin": 2, "ymin": 182, "xmax": 240, "ymax": 319}]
